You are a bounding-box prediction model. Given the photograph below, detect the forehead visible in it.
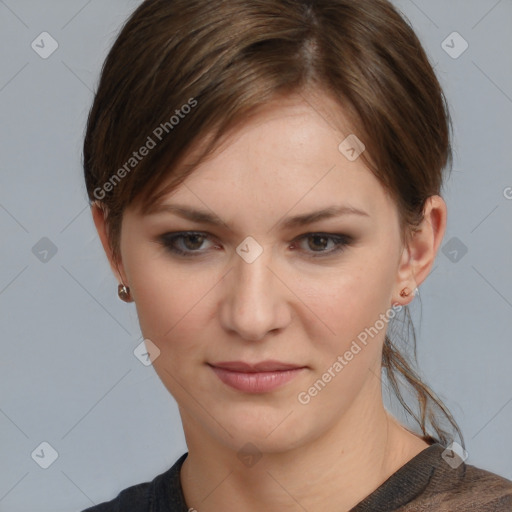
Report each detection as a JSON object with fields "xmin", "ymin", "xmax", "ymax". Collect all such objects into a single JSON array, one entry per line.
[{"xmin": 138, "ymin": 93, "xmax": 397, "ymax": 225}]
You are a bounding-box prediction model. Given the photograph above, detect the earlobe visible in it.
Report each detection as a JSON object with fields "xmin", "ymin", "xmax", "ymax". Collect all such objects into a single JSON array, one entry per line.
[{"xmin": 392, "ymin": 243, "xmax": 418, "ymax": 306}]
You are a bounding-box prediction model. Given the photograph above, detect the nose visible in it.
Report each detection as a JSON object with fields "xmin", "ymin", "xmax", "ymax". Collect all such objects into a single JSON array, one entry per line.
[{"xmin": 219, "ymin": 247, "xmax": 291, "ymax": 341}]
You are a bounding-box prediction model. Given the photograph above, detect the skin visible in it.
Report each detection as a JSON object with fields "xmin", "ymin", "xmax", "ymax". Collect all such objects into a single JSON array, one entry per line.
[{"xmin": 92, "ymin": 92, "xmax": 447, "ymax": 511}]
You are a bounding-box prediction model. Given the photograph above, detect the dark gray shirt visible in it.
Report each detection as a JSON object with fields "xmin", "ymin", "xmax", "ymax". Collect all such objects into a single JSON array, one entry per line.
[{"xmin": 81, "ymin": 443, "xmax": 512, "ymax": 511}]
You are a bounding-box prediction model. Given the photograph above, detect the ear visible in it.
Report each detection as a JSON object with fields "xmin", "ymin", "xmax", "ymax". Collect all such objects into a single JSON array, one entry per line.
[
  {"xmin": 393, "ymin": 195, "xmax": 447, "ymax": 305},
  {"xmin": 91, "ymin": 201, "xmax": 128, "ymax": 286}
]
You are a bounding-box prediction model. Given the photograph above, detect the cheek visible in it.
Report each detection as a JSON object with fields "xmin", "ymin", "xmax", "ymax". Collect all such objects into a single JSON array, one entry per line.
[
  {"xmin": 293, "ymin": 248, "xmax": 398, "ymax": 365},
  {"xmin": 300, "ymin": 254, "xmax": 394, "ymax": 324},
  {"xmin": 292, "ymin": 264, "xmax": 395, "ymax": 416},
  {"xmin": 126, "ymin": 250, "xmax": 220, "ymax": 355},
  {"xmin": 131, "ymin": 265, "xmax": 215, "ymax": 397}
]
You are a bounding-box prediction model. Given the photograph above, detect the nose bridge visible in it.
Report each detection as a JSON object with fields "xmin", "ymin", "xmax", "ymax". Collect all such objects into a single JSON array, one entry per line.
[
  {"xmin": 234, "ymin": 249, "xmax": 271, "ymax": 302},
  {"xmin": 221, "ymin": 245, "xmax": 288, "ymax": 340}
]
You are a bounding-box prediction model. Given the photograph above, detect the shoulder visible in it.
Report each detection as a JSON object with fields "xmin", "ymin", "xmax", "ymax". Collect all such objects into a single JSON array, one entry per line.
[
  {"xmin": 80, "ymin": 481, "xmax": 152, "ymax": 512},
  {"xmin": 388, "ymin": 443, "xmax": 512, "ymax": 512},
  {"xmin": 79, "ymin": 453, "xmax": 188, "ymax": 512},
  {"xmin": 421, "ymin": 461, "xmax": 512, "ymax": 511},
  {"xmin": 448, "ymin": 464, "xmax": 512, "ymax": 509}
]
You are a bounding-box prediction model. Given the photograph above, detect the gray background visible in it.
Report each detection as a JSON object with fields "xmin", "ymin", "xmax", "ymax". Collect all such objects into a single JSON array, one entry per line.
[{"xmin": 0, "ymin": 1, "xmax": 511, "ymax": 510}]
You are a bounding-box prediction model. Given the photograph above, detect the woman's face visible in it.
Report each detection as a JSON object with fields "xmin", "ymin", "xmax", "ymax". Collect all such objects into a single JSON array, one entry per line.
[{"xmin": 115, "ymin": 94, "xmax": 409, "ymax": 453}]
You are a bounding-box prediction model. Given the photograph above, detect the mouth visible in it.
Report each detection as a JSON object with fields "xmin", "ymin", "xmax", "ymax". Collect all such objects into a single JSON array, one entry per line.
[
  {"xmin": 208, "ymin": 360, "xmax": 307, "ymax": 393},
  {"xmin": 210, "ymin": 360, "xmax": 306, "ymax": 372}
]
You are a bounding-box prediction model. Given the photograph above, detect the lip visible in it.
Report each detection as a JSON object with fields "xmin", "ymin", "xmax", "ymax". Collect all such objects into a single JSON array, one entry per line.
[
  {"xmin": 210, "ymin": 360, "xmax": 305, "ymax": 372},
  {"xmin": 208, "ymin": 361, "xmax": 307, "ymax": 393}
]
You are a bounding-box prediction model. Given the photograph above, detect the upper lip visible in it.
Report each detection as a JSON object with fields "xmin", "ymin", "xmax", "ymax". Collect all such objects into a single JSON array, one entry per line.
[{"xmin": 209, "ymin": 360, "xmax": 305, "ymax": 372}]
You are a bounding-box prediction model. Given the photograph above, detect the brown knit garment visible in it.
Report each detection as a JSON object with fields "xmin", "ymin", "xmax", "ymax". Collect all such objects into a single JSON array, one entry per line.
[
  {"xmin": 82, "ymin": 443, "xmax": 512, "ymax": 511},
  {"xmin": 350, "ymin": 443, "xmax": 512, "ymax": 511}
]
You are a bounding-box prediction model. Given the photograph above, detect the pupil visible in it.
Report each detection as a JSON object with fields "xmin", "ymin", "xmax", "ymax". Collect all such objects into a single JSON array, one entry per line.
[
  {"xmin": 310, "ymin": 235, "xmax": 327, "ymax": 251},
  {"xmin": 185, "ymin": 234, "xmax": 203, "ymax": 250}
]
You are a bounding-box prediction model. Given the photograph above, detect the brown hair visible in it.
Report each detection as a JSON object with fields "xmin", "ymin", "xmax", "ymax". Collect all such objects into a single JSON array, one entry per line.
[{"xmin": 83, "ymin": 0, "xmax": 463, "ymax": 447}]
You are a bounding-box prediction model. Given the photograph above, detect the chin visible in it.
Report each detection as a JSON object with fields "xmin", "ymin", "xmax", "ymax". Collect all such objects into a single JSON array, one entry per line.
[{"xmin": 214, "ymin": 407, "xmax": 314, "ymax": 453}]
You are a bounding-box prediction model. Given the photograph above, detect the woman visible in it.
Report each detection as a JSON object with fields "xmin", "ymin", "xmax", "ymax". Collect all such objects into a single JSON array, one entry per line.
[{"xmin": 82, "ymin": 0, "xmax": 512, "ymax": 510}]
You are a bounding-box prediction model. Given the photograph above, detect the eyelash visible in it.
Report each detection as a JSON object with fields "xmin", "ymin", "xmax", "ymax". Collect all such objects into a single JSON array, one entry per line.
[{"xmin": 157, "ymin": 231, "xmax": 353, "ymax": 259}]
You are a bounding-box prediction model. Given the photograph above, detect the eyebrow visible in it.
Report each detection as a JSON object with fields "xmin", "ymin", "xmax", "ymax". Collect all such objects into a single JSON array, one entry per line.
[{"xmin": 147, "ymin": 203, "xmax": 370, "ymax": 230}]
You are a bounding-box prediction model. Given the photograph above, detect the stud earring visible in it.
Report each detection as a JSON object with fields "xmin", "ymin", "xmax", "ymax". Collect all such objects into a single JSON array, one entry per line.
[
  {"xmin": 118, "ymin": 283, "xmax": 133, "ymax": 302},
  {"xmin": 400, "ymin": 287, "xmax": 412, "ymax": 298},
  {"xmin": 399, "ymin": 287, "xmax": 418, "ymax": 299}
]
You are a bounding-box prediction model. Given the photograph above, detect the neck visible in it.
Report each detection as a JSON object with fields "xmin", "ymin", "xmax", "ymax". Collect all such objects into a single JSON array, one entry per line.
[{"xmin": 179, "ymin": 377, "xmax": 429, "ymax": 512}]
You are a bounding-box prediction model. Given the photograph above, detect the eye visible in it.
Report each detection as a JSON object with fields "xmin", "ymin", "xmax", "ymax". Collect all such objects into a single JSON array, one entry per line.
[
  {"xmin": 156, "ymin": 231, "xmax": 353, "ymax": 258},
  {"xmin": 291, "ymin": 233, "xmax": 352, "ymax": 257},
  {"xmin": 157, "ymin": 232, "xmax": 216, "ymax": 256}
]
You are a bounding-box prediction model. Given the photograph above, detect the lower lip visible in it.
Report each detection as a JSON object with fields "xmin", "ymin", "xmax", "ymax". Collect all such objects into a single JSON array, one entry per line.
[{"xmin": 209, "ymin": 366, "xmax": 305, "ymax": 393}]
